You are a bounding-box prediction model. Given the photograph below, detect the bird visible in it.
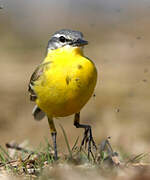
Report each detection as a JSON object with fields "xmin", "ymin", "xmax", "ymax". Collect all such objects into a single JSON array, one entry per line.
[{"xmin": 28, "ymin": 29, "xmax": 97, "ymax": 160}]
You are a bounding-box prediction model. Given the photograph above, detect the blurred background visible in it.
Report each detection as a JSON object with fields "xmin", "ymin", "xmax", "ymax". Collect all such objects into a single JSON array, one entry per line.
[{"xmin": 0, "ymin": 0, "xmax": 150, "ymax": 156}]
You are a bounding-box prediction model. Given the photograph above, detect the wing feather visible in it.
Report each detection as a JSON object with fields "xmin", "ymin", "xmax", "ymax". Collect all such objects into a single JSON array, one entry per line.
[
  {"xmin": 32, "ymin": 105, "xmax": 45, "ymax": 120},
  {"xmin": 28, "ymin": 62, "xmax": 51, "ymax": 101},
  {"xmin": 28, "ymin": 61, "xmax": 51, "ymax": 120}
]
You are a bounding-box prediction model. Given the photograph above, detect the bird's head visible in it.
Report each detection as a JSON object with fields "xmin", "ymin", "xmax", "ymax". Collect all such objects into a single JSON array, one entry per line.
[{"xmin": 47, "ymin": 29, "xmax": 88, "ymax": 51}]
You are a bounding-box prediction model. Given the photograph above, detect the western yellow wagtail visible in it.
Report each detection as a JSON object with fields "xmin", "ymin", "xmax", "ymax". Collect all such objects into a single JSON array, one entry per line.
[{"xmin": 28, "ymin": 29, "xmax": 97, "ymax": 160}]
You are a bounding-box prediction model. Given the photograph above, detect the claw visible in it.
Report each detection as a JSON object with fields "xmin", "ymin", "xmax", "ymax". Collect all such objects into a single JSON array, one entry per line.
[
  {"xmin": 80, "ymin": 126, "xmax": 97, "ymax": 159},
  {"xmin": 74, "ymin": 113, "xmax": 97, "ymax": 160}
]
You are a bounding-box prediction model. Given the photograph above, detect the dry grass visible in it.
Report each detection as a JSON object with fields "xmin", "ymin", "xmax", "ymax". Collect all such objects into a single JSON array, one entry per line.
[{"xmin": 0, "ymin": 135, "xmax": 150, "ymax": 180}]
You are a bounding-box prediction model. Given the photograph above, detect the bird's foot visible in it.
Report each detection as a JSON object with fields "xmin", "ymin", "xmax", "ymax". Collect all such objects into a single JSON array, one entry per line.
[{"xmin": 80, "ymin": 125, "xmax": 97, "ymax": 159}]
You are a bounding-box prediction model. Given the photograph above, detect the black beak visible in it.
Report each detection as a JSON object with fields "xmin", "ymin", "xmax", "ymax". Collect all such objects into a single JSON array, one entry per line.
[{"xmin": 70, "ymin": 39, "xmax": 88, "ymax": 46}]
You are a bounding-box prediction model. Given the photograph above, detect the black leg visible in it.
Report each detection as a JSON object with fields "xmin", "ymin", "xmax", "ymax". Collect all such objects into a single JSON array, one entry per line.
[
  {"xmin": 51, "ymin": 132, "xmax": 58, "ymax": 160},
  {"xmin": 48, "ymin": 117, "xmax": 58, "ymax": 160},
  {"xmin": 74, "ymin": 112, "xmax": 97, "ymax": 159}
]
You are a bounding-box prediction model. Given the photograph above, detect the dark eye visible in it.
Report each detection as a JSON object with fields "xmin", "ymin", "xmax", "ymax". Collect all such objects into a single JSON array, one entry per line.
[{"xmin": 59, "ymin": 36, "xmax": 66, "ymax": 43}]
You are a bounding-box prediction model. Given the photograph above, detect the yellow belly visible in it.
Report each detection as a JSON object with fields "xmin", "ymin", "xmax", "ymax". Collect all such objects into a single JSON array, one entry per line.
[{"xmin": 34, "ymin": 47, "xmax": 97, "ymax": 117}]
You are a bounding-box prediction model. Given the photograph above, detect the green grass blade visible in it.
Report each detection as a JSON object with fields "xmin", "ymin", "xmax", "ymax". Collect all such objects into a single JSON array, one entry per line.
[
  {"xmin": 126, "ymin": 152, "xmax": 149, "ymax": 164},
  {"xmin": 72, "ymin": 136, "xmax": 79, "ymax": 151},
  {"xmin": 59, "ymin": 123, "xmax": 72, "ymax": 159},
  {"xmin": 0, "ymin": 145, "xmax": 12, "ymax": 160}
]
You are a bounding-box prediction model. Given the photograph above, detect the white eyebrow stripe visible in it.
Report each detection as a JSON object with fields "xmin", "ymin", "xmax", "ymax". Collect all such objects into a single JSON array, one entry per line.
[{"xmin": 53, "ymin": 34, "xmax": 62, "ymax": 38}]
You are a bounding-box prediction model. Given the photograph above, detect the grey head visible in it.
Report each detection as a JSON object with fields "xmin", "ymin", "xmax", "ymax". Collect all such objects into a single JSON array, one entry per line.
[{"xmin": 47, "ymin": 29, "xmax": 88, "ymax": 50}]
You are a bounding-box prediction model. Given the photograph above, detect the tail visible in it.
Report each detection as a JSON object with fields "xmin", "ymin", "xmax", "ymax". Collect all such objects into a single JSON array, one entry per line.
[{"xmin": 32, "ymin": 105, "xmax": 45, "ymax": 120}]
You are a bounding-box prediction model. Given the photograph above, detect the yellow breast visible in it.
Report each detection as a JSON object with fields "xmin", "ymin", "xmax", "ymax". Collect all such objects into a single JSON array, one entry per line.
[{"xmin": 34, "ymin": 46, "xmax": 97, "ymax": 117}]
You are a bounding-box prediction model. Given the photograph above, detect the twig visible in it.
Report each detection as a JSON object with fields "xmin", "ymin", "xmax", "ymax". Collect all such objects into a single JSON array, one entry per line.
[{"xmin": 6, "ymin": 143, "xmax": 34, "ymax": 154}]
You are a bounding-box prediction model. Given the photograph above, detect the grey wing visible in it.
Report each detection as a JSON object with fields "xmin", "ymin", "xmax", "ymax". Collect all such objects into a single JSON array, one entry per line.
[{"xmin": 28, "ymin": 62, "xmax": 51, "ymax": 120}]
